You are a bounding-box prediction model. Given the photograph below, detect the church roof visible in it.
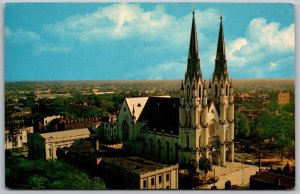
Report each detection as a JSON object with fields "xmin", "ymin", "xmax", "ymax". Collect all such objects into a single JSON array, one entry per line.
[
  {"xmin": 139, "ymin": 97, "xmax": 179, "ymax": 135},
  {"xmin": 125, "ymin": 97, "xmax": 149, "ymax": 120}
]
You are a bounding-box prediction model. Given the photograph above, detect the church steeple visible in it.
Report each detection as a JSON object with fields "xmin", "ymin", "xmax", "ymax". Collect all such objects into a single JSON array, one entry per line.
[
  {"xmin": 186, "ymin": 11, "xmax": 201, "ymax": 79},
  {"xmin": 213, "ymin": 16, "xmax": 228, "ymax": 82}
]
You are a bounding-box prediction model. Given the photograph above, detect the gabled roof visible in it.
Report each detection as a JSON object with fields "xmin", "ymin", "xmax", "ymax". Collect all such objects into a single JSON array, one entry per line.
[{"xmin": 125, "ymin": 97, "xmax": 149, "ymax": 120}]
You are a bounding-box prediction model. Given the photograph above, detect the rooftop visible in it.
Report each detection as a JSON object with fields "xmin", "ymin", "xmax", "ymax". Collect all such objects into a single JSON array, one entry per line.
[
  {"xmin": 40, "ymin": 128, "xmax": 90, "ymax": 140},
  {"xmin": 102, "ymin": 155, "xmax": 178, "ymax": 176}
]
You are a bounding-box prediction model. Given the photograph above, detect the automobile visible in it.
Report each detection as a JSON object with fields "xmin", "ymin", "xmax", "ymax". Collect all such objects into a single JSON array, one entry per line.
[
  {"xmin": 245, "ymin": 159, "xmax": 254, "ymax": 165},
  {"xmin": 234, "ymin": 157, "xmax": 242, "ymax": 162}
]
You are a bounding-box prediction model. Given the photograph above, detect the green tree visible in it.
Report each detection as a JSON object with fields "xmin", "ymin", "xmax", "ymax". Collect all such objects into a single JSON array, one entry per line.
[
  {"xmin": 5, "ymin": 155, "xmax": 106, "ymax": 189},
  {"xmin": 187, "ymin": 159, "xmax": 197, "ymax": 177},
  {"xmin": 198, "ymin": 158, "xmax": 212, "ymax": 182},
  {"xmin": 234, "ymin": 112, "xmax": 250, "ymax": 140},
  {"xmin": 255, "ymin": 111, "xmax": 294, "ymax": 160}
]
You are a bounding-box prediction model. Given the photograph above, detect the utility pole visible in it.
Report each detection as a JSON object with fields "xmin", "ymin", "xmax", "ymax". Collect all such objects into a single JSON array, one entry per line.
[
  {"xmin": 214, "ymin": 168, "xmax": 216, "ymax": 187},
  {"xmin": 242, "ymin": 155, "xmax": 244, "ymax": 185}
]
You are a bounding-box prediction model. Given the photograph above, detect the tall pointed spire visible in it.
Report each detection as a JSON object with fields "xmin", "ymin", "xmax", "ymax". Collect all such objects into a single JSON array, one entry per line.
[
  {"xmin": 216, "ymin": 16, "xmax": 226, "ymax": 61},
  {"xmin": 213, "ymin": 16, "xmax": 228, "ymax": 82},
  {"xmin": 188, "ymin": 10, "xmax": 198, "ymax": 60},
  {"xmin": 186, "ymin": 10, "xmax": 201, "ymax": 79}
]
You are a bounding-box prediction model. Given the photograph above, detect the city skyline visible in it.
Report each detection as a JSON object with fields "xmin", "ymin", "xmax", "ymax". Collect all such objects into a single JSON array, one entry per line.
[{"xmin": 5, "ymin": 2, "xmax": 295, "ymax": 81}]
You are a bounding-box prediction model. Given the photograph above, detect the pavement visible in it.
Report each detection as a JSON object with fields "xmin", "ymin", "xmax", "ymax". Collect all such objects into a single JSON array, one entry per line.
[{"xmin": 200, "ymin": 162, "xmax": 259, "ymax": 189}]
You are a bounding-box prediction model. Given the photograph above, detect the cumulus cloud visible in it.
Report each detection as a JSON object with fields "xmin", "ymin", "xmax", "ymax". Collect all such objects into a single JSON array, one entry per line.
[
  {"xmin": 44, "ymin": 3, "xmax": 220, "ymax": 46},
  {"xmin": 226, "ymin": 17, "xmax": 294, "ymax": 70},
  {"xmin": 5, "ymin": 26, "xmax": 40, "ymax": 44}
]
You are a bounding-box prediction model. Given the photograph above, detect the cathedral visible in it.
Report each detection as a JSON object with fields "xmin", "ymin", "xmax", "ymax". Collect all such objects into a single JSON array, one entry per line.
[{"xmin": 111, "ymin": 11, "xmax": 234, "ymax": 167}]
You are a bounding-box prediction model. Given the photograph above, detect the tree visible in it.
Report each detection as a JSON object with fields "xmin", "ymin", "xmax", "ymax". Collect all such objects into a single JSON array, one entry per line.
[
  {"xmin": 255, "ymin": 111, "xmax": 294, "ymax": 161},
  {"xmin": 198, "ymin": 158, "xmax": 212, "ymax": 182},
  {"xmin": 5, "ymin": 155, "xmax": 106, "ymax": 189},
  {"xmin": 187, "ymin": 159, "xmax": 197, "ymax": 177},
  {"xmin": 234, "ymin": 112, "xmax": 250, "ymax": 140}
]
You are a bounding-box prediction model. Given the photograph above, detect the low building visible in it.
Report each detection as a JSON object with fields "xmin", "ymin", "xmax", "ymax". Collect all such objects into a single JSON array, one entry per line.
[
  {"xmin": 58, "ymin": 140, "xmax": 179, "ymax": 189},
  {"xmin": 28, "ymin": 128, "xmax": 91, "ymax": 160},
  {"xmin": 5, "ymin": 126, "xmax": 34, "ymax": 150},
  {"xmin": 278, "ymin": 92, "xmax": 290, "ymax": 105},
  {"xmin": 250, "ymin": 163, "xmax": 295, "ymax": 190},
  {"xmin": 101, "ymin": 156, "xmax": 178, "ymax": 189},
  {"xmin": 99, "ymin": 113, "xmax": 117, "ymax": 142}
]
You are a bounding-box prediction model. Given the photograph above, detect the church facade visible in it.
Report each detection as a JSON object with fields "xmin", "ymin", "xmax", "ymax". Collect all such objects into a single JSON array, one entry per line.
[{"xmin": 112, "ymin": 12, "xmax": 234, "ymax": 167}]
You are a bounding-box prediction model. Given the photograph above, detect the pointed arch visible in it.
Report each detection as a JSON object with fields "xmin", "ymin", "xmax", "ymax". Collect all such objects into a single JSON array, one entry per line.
[
  {"xmin": 157, "ymin": 139, "xmax": 161, "ymax": 159},
  {"xmin": 187, "ymin": 85, "xmax": 190, "ymax": 99},
  {"xmin": 186, "ymin": 134, "xmax": 190, "ymax": 148},
  {"xmin": 199, "ymin": 86, "xmax": 202, "ymax": 98},
  {"xmin": 199, "ymin": 134, "xmax": 201, "ymax": 148},
  {"xmin": 226, "ymin": 84, "xmax": 229, "ymax": 96},
  {"xmin": 215, "ymin": 84, "xmax": 218, "ymax": 97},
  {"xmin": 121, "ymin": 120, "xmax": 129, "ymax": 141},
  {"xmin": 166, "ymin": 141, "xmax": 170, "ymax": 161},
  {"xmin": 149, "ymin": 138, "xmax": 153, "ymax": 157}
]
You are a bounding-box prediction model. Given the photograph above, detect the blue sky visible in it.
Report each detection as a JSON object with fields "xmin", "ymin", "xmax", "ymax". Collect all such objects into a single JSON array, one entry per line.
[{"xmin": 4, "ymin": 3, "xmax": 295, "ymax": 81}]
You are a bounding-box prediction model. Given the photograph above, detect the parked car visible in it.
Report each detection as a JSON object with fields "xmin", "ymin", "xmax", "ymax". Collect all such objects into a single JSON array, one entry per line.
[
  {"xmin": 245, "ymin": 159, "xmax": 254, "ymax": 164},
  {"xmin": 234, "ymin": 157, "xmax": 242, "ymax": 162}
]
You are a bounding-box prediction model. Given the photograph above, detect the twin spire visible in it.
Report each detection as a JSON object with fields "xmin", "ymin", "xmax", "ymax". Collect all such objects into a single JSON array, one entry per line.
[
  {"xmin": 186, "ymin": 11, "xmax": 201, "ymax": 79},
  {"xmin": 213, "ymin": 16, "xmax": 228, "ymax": 82},
  {"xmin": 186, "ymin": 12, "xmax": 228, "ymax": 82}
]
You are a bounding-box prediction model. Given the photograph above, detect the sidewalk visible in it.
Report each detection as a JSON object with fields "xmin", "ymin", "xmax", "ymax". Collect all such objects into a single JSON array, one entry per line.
[{"xmin": 201, "ymin": 162, "xmax": 259, "ymax": 189}]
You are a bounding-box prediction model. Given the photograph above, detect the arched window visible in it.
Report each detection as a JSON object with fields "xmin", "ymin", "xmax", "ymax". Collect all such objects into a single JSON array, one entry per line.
[
  {"xmin": 215, "ymin": 85, "xmax": 218, "ymax": 97},
  {"xmin": 175, "ymin": 143, "xmax": 179, "ymax": 161},
  {"xmin": 142, "ymin": 137, "xmax": 146, "ymax": 154},
  {"xmin": 187, "ymin": 86, "xmax": 190, "ymax": 99},
  {"xmin": 166, "ymin": 141, "xmax": 170, "ymax": 161},
  {"xmin": 121, "ymin": 120, "xmax": 129, "ymax": 141},
  {"xmin": 149, "ymin": 138, "xmax": 153, "ymax": 156},
  {"xmin": 199, "ymin": 87, "xmax": 202, "ymax": 98},
  {"xmin": 226, "ymin": 84, "xmax": 229, "ymax": 96},
  {"xmin": 157, "ymin": 139, "xmax": 161, "ymax": 159},
  {"xmin": 186, "ymin": 134, "xmax": 190, "ymax": 148},
  {"xmin": 199, "ymin": 135, "xmax": 201, "ymax": 148}
]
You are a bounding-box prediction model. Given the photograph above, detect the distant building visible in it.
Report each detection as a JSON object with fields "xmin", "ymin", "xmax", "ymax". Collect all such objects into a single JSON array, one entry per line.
[
  {"xmin": 99, "ymin": 113, "xmax": 117, "ymax": 141},
  {"xmin": 5, "ymin": 108, "xmax": 33, "ymax": 128},
  {"xmin": 34, "ymin": 115, "xmax": 62, "ymax": 132},
  {"xmin": 28, "ymin": 128, "xmax": 91, "ymax": 160},
  {"xmin": 34, "ymin": 115, "xmax": 100, "ymax": 132},
  {"xmin": 5, "ymin": 126, "xmax": 34, "ymax": 150},
  {"xmin": 278, "ymin": 92, "xmax": 290, "ymax": 105},
  {"xmin": 250, "ymin": 163, "xmax": 295, "ymax": 189}
]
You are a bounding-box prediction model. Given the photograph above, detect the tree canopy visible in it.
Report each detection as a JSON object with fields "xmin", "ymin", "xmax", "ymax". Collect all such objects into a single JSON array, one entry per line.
[{"xmin": 5, "ymin": 155, "xmax": 106, "ymax": 189}]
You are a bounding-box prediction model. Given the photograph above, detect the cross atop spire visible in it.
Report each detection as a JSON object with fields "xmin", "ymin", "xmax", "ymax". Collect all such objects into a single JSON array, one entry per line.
[{"xmin": 213, "ymin": 16, "xmax": 228, "ymax": 82}]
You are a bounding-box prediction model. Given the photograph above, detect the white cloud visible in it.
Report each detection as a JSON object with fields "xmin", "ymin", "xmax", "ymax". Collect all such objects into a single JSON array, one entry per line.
[
  {"xmin": 44, "ymin": 3, "xmax": 220, "ymax": 47},
  {"xmin": 5, "ymin": 26, "xmax": 40, "ymax": 44},
  {"xmin": 142, "ymin": 61, "xmax": 186, "ymax": 80},
  {"xmin": 268, "ymin": 62, "xmax": 278, "ymax": 71},
  {"xmin": 247, "ymin": 18, "xmax": 294, "ymax": 53},
  {"xmin": 226, "ymin": 17, "xmax": 294, "ymax": 69}
]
